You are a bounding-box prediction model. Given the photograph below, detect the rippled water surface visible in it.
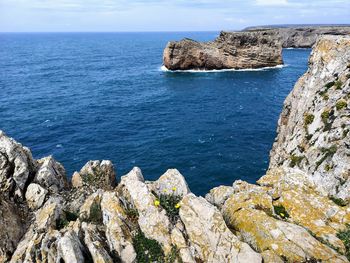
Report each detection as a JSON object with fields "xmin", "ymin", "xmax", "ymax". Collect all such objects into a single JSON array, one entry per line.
[{"xmin": 0, "ymin": 32, "xmax": 310, "ymax": 195}]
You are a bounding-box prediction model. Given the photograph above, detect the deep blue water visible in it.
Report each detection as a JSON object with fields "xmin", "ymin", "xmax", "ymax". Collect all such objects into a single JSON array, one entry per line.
[{"xmin": 0, "ymin": 32, "xmax": 310, "ymax": 195}]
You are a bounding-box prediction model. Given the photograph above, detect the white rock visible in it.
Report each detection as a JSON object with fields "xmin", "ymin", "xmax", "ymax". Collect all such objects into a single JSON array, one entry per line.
[{"xmin": 25, "ymin": 183, "xmax": 48, "ymax": 209}]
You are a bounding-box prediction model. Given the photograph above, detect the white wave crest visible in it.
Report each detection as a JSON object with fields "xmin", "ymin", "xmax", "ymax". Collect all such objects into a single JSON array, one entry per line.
[{"xmin": 160, "ymin": 64, "xmax": 287, "ymax": 73}]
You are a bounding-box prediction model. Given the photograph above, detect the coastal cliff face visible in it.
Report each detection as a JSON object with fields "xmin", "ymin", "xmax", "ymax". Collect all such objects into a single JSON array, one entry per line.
[
  {"xmin": 246, "ymin": 26, "xmax": 350, "ymax": 48},
  {"xmin": 163, "ymin": 31, "xmax": 283, "ymax": 70},
  {"xmin": 1, "ymin": 36, "xmax": 350, "ymax": 263},
  {"xmin": 269, "ymin": 35, "xmax": 350, "ymax": 202}
]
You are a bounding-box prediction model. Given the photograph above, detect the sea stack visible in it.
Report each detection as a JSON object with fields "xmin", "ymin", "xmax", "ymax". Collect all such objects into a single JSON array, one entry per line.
[{"xmin": 163, "ymin": 30, "xmax": 283, "ymax": 71}]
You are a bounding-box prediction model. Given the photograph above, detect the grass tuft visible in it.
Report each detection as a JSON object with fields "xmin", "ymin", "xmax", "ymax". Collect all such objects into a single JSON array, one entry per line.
[{"xmin": 133, "ymin": 230, "xmax": 164, "ymax": 263}]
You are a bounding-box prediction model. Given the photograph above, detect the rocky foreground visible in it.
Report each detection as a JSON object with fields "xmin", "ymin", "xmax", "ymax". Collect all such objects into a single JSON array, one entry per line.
[
  {"xmin": 1, "ymin": 35, "xmax": 350, "ymax": 262},
  {"xmin": 163, "ymin": 30, "xmax": 283, "ymax": 71}
]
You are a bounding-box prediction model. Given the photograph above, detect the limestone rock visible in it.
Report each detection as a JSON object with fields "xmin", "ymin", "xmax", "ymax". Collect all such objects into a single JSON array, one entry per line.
[
  {"xmin": 269, "ymin": 35, "xmax": 350, "ymax": 203},
  {"xmin": 119, "ymin": 167, "xmax": 172, "ymax": 253},
  {"xmin": 57, "ymin": 231, "xmax": 85, "ymax": 263},
  {"xmin": 149, "ymin": 168, "xmax": 190, "ymax": 196},
  {"xmin": 179, "ymin": 193, "xmax": 262, "ymax": 263},
  {"xmin": 223, "ymin": 189, "xmax": 348, "ymax": 262},
  {"xmin": 163, "ymin": 31, "xmax": 283, "ymax": 70},
  {"xmin": 35, "ymin": 156, "xmax": 68, "ymax": 192},
  {"xmin": 205, "ymin": 185, "xmax": 234, "ymax": 208},
  {"xmin": 72, "ymin": 160, "xmax": 116, "ymax": 189},
  {"xmin": 25, "ymin": 183, "xmax": 48, "ymax": 209},
  {"xmin": 82, "ymin": 222, "xmax": 114, "ymax": 263},
  {"xmin": 0, "ymin": 130, "xmax": 37, "ymax": 199},
  {"xmin": 101, "ymin": 191, "xmax": 136, "ymax": 263},
  {"xmin": 0, "ymin": 195, "xmax": 26, "ymax": 262}
]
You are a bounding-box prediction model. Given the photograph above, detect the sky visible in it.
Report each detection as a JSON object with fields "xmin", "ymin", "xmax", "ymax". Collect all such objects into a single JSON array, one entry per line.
[{"xmin": 0, "ymin": 0, "xmax": 349, "ymax": 32}]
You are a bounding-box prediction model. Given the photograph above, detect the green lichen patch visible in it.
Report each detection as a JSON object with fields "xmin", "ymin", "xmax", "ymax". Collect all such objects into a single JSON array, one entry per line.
[
  {"xmin": 336, "ymin": 99, "xmax": 348, "ymax": 111},
  {"xmin": 337, "ymin": 224, "xmax": 350, "ymax": 260},
  {"xmin": 273, "ymin": 205, "xmax": 289, "ymax": 219},
  {"xmin": 132, "ymin": 230, "xmax": 164, "ymax": 263}
]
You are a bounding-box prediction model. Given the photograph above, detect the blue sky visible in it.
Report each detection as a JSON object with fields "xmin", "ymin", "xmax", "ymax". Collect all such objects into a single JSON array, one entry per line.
[{"xmin": 0, "ymin": 0, "xmax": 349, "ymax": 32}]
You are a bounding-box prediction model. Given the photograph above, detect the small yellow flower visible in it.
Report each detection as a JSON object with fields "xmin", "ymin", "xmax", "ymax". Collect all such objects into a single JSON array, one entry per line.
[
  {"xmin": 154, "ymin": 200, "xmax": 160, "ymax": 206},
  {"xmin": 172, "ymin": 187, "xmax": 177, "ymax": 191},
  {"xmin": 163, "ymin": 189, "xmax": 168, "ymax": 193},
  {"xmin": 280, "ymin": 213, "xmax": 285, "ymax": 217},
  {"xmin": 175, "ymin": 203, "xmax": 181, "ymax": 209}
]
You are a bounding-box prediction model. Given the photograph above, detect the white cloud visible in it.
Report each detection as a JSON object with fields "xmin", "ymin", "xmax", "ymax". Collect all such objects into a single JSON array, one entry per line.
[{"xmin": 255, "ymin": 0, "xmax": 289, "ymax": 6}]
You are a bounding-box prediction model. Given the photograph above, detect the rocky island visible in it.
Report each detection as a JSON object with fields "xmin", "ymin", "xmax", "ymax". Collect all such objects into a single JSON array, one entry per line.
[
  {"xmin": 1, "ymin": 35, "xmax": 350, "ymax": 262},
  {"xmin": 163, "ymin": 30, "xmax": 283, "ymax": 71},
  {"xmin": 163, "ymin": 26, "xmax": 350, "ymax": 71}
]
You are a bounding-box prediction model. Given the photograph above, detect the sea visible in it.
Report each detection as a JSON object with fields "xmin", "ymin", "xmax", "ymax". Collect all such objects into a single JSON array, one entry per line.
[{"xmin": 0, "ymin": 32, "xmax": 310, "ymax": 195}]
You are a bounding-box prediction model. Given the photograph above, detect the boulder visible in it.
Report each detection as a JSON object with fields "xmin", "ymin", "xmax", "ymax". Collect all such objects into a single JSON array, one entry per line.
[
  {"xmin": 149, "ymin": 168, "xmax": 190, "ymax": 197},
  {"xmin": 25, "ymin": 183, "xmax": 48, "ymax": 209},
  {"xmin": 179, "ymin": 193, "xmax": 262, "ymax": 263},
  {"xmin": 35, "ymin": 156, "xmax": 68, "ymax": 192},
  {"xmin": 0, "ymin": 130, "xmax": 37, "ymax": 200}
]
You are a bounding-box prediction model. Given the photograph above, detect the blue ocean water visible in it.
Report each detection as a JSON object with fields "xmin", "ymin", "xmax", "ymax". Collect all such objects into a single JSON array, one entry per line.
[{"xmin": 0, "ymin": 32, "xmax": 310, "ymax": 195}]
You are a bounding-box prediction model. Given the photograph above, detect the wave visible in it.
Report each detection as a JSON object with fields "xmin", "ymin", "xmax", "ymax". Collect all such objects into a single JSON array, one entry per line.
[{"xmin": 160, "ymin": 64, "xmax": 287, "ymax": 73}]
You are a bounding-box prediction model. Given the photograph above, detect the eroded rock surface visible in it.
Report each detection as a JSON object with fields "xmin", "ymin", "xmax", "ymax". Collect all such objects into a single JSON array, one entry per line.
[{"xmin": 163, "ymin": 31, "xmax": 283, "ymax": 70}]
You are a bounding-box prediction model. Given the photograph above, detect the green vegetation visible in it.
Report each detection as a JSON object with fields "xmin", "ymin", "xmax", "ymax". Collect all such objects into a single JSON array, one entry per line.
[
  {"xmin": 320, "ymin": 91, "xmax": 329, "ymax": 100},
  {"xmin": 273, "ymin": 205, "xmax": 289, "ymax": 219},
  {"xmin": 165, "ymin": 246, "xmax": 183, "ymax": 263},
  {"xmin": 56, "ymin": 210, "xmax": 79, "ymax": 230},
  {"xmin": 315, "ymin": 145, "xmax": 337, "ymax": 169},
  {"xmin": 324, "ymin": 163, "xmax": 333, "ymax": 172},
  {"xmin": 89, "ymin": 202, "xmax": 103, "ymax": 224},
  {"xmin": 304, "ymin": 113, "xmax": 315, "ymax": 126},
  {"xmin": 321, "ymin": 109, "xmax": 333, "ymax": 131},
  {"xmin": 289, "ymin": 155, "xmax": 304, "ymax": 168},
  {"xmin": 133, "ymin": 230, "xmax": 164, "ymax": 263},
  {"xmin": 336, "ymin": 99, "xmax": 348, "ymax": 110},
  {"xmin": 330, "ymin": 196, "xmax": 347, "ymax": 207},
  {"xmin": 321, "ymin": 110, "xmax": 330, "ymax": 124},
  {"xmin": 325, "ymin": 81, "xmax": 335, "ymax": 89},
  {"xmin": 125, "ymin": 206, "xmax": 139, "ymax": 224},
  {"xmin": 335, "ymin": 80, "xmax": 343, "ymax": 90},
  {"xmin": 157, "ymin": 193, "xmax": 182, "ymax": 224},
  {"xmin": 343, "ymin": 129, "xmax": 349, "ymax": 138},
  {"xmin": 337, "ymin": 224, "xmax": 350, "ymax": 260}
]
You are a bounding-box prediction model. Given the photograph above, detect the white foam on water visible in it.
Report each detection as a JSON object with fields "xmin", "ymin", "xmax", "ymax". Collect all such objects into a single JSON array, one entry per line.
[{"xmin": 160, "ymin": 64, "xmax": 287, "ymax": 73}]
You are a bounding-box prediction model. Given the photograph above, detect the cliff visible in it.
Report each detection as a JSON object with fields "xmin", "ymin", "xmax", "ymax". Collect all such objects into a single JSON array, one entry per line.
[
  {"xmin": 246, "ymin": 26, "xmax": 350, "ymax": 48},
  {"xmin": 1, "ymin": 36, "xmax": 350, "ymax": 263},
  {"xmin": 163, "ymin": 31, "xmax": 283, "ymax": 71}
]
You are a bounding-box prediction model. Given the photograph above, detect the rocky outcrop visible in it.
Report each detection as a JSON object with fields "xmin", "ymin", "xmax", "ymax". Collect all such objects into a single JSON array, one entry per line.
[
  {"xmin": 1, "ymin": 35, "xmax": 350, "ymax": 262},
  {"xmin": 163, "ymin": 31, "xmax": 283, "ymax": 70},
  {"xmin": 269, "ymin": 35, "xmax": 350, "ymax": 202},
  {"xmin": 163, "ymin": 26, "xmax": 350, "ymax": 71},
  {"xmin": 246, "ymin": 26, "xmax": 350, "ymax": 48}
]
